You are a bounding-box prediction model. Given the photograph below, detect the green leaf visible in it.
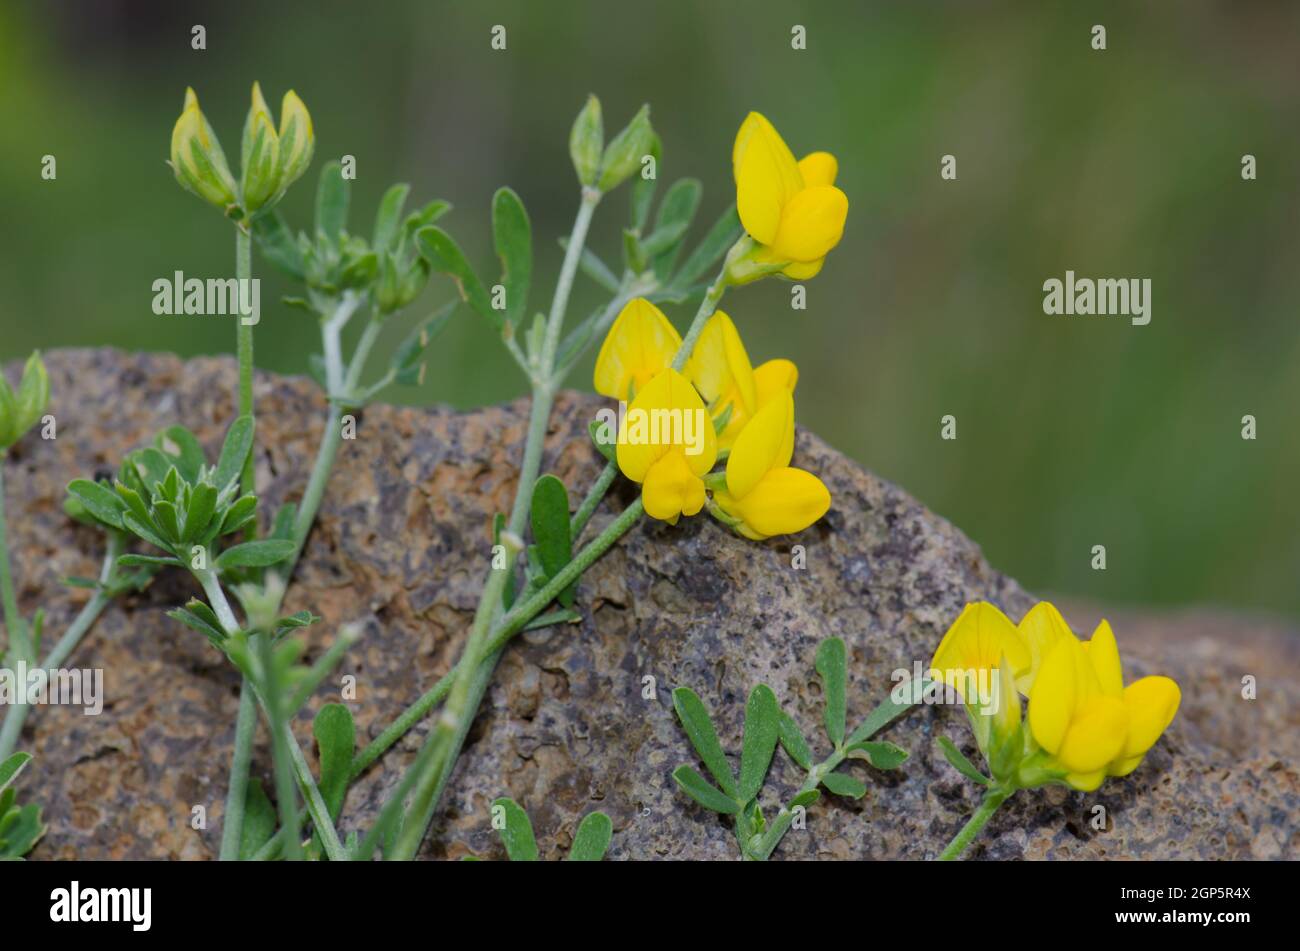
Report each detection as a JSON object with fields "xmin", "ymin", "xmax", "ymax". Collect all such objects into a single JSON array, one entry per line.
[
  {"xmin": 521, "ymin": 607, "xmax": 581, "ymax": 632},
  {"xmin": 648, "ymin": 178, "xmax": 701, "ymax": 278},
  {"xmin": 561, "ymin": 239, "xmax": 620, "ymax": 293},
  {"xmin": 492, "ymin": 797, "xmax": 539, "ymax": 861},
  {"xmin": 529, "ymin": 474, "xmax": 574, "ymax": 607},
  {"xmin": 314, "ymin": 704, "xmax": 355, "ymax": 823},
  {"xmin": 845, "ymin": 677, "xmax": 929, "ymax": 748},
  {"xmin": 372, "ymin": 183, "xmax": 411, "ymax": 253},
  {"xmin": 0, "ymin": 802, "xmax": 45, "ymax": 858},
  {"xmin": 673, "ymin": 204, "xmax": 742, "ymax": 290},
  {"xmin": 220, "ymin": 494, "xmax": 258, "ymax": 537},
  {"xmin": 790, "ymin": 788, "xmax": 821, "ymax": 808},
  {"xmin": 215, "ymin": 539, "xmax": 296, "ymax": 570},
  {"xmin": 738, "ymin": 684, "xmax": 780, "ymax": 802},
  {"xmin": 252, "ymin": 211, "xmax": 306, "ymax": 280},
  {"xmin": 671, "ymin": 687, "xmax": 737, "ymax": 798},
  {"xmin": 567, "ymin": 811, "xmax": 612, "ymax": 861},
  {"xmin": 777, "ymin": 711, "xmax": 813, "ymax": 770},
  {"xmin": 0, "ymin": 753, "xmax": 32, "ymax": 794},
  {"xmin": 181, "ymin": 482, "xmax": 218, "ymax": 542},
  {"xmin": 820, "ymin": 771, "xmax": 867, "ymax": 799},
  {"xmin": 492, "ymin": 187, "xmax": 531, "ymax": 330},
  {"xmin": 816, "ymin": 637, "xmax": 848, "ymax": 748},
  {"xmin": 415, "ymin": 226, "xmax": 494, "ymax": 329},
  {"xmin": 167, "ymin": 604, "xmax": 227, "ymax": 645},
  {"xmin": 117, "ymin": 554, "xmax": 183, "ymax": 568},
  {"xmin": 151, "ymin": 497, "xmax": 179, "ymax": 545},
  {"xmin": 315, "ymin": 160, "xmax": 349, "ymax": 240},
  {"xmin": 66, "ymin": 479, "xmax": 123, "ymax": 529},
  {"xmin": 238, "ymin": 779, "xmax": 277, "ymax": 860},
  {"xmin": 629, "ymin": 134, "xmax": 662, "ymax": 231},
  {"xmin": 937, "ymin": 736, "xmax": 991, "ymax": 786},
  {"xmin": 157, "ymin": 425, "xmax": 207, "ymax": 482},
  {"xmin": 847, "ymin": 739, "xmax": 909, "ymax": 770},
  {"xmin": 588, "ymin": 418, "xmax": 616, "ymax": 462},
  {"xmin": 121, "ymin": 512, "xmax": 172, "ymax": 553},
  {"xmin": 671, "ymin": 765, "xmax": 739, "ymax": 815},
  {"xmin": 390, "ymin": 300, "xmax": 456, "ymax": 380},
  {"xmin": 214, "ymin": 415, "xmax": 255, "ymax": 492}
]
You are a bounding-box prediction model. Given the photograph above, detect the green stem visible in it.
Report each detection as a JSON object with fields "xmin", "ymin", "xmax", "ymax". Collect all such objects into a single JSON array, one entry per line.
[
  {"xmin": 218, "ymin": 678, "xmax": 257, "ymax": 861},
  {"xmin": 0, "ymin": 535, "xmax": 121, "ymax": 763},
  {"xmin": 235, "ymin": 227, "xmax": 255, "ymax": 523},
  {"xmin": 197, "ymin": 570, "xmax": 348, "ymax": 861},
  {"xmin": 938, "ymin": 787, "xmax": 1012, "ymax": 861},
  {"xmin": 570, "ymin": 460, "xmax": 617, "ymax": 541},
  {"xmin": 259, "ymin": 630, "xmax": 303, "ymax": 861},
  {"xmin": 0, "ymin": 460, "xmax": 28, "ymax": 664},
  {"xmin": 671, "ymin": 275, "xmax": 728, "ymax": 373}
]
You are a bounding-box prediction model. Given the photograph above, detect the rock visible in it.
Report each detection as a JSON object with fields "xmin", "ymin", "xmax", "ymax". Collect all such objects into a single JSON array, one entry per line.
[{"xmin": 3, "ymin": 349, "xmax": 1296, "ymax": 860}]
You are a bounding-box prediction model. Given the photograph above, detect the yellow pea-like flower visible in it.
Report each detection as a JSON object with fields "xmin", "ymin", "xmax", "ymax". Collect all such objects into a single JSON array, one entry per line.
[
  {"xmin": 240, "ymin": 81, "xmax": 281, "ymax": 213},
  {"xmin": 1027, "ymin": 617, "xmax": 1180, "ymax": 791},
  {"xmin": 711, "ymin": 392, "xmax": 830, "ymax": 539},
  {"xmin": 732, "ymin": 112, "xmax": 848, "ymax": 280},
  {"xmin": 276, "ymin": 89, "xmax": 315, "ymax": 195},
  {"xmin": 169, "ymin": 87, "xmax": 239, "ymax": 212},
  {"xmin": 686, "ymin": 311, "xmax": 756, "ymax": 447},
  {"xmin": 928, "ymin": 601, "xmax": 1029, "ymax": 755},
  {"xmin": 594, "ymin": 298, "xmax": 682, "ymax": 401},
  {"xmin": 615, "ymin": 369, "xmax": 717, "ymax": 523}
]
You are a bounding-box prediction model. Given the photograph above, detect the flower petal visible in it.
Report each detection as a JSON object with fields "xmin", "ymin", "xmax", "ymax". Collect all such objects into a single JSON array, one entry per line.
[
  {"xmin": 798, "ymin": 151, "xmax": 838, "ymax": 187},
  {"xmin": 1056, "ymin": 694, "xmax": 1128, "ymax": 775},
  {"xmin": 687, "ymin": 311, "xmax": 756, "ymax": 444},
  {"xmin": 1119, "ymin": 675, "xmax": 1180, "ymax": 761},
  {"xmin": 734, "ymin": 112, "xmax": 804, "ymax": 247},
  {"xmin": 715, "ymin": 466, "xmax": 829, "ymax": 539},
  {"xmin": 594, "ymin": 298, "xmax": 682, "ymax": 400},
  {"xmin": 616, "ymin": 368, "xmax": 715, "ymax": 484},
  {"xmin": 1084, "ymin": 619, "xmax": 1124, "ymax": 697},
  {"xmin": 642, "ymin": 450, "xmax": 706, "ymax": 522},
  {"xmin": 1016, "ymin": 601, "xmax": 1076, "ymax": 694},
  {"xmin": 725, "ymin": 391, "xmax": 794, "ymax": 499},
  {"xmin": 753, "ymin": 359, "xmax": 798, "ymax": 406},
  {"xmin": 770, "ymin": 185, "xmax": 848, "ymax": 263},
  {"xmin": 930, "ymin": 602, "xmax": 1029, "ymax": 693}
]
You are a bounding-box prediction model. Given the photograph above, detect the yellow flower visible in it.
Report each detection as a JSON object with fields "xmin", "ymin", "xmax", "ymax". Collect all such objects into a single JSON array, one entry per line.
[
  {"xmin": 169, "ymin": 87, "xmax": 238, "ymax": 212},
  {"xmin": 687, "ymin": 313, "xmax": 800, "ymax": 450},
  {"xmin": 928, "ymin": 602, "xmax": 1029, "ymax": 755},
  {"xmin": 711, "ymin": 392, "xmax": 830, "ymax": 539},
  {"xmin": 1027, "ymin": 618, "xmax": 1180, "ymax": 790},
  {"xmin": 276, "ymin": 89, "xmax": 315, "ymax": 194},
  {"xmin": 594, "ymin": 298, "xmax": 682, "ymax": 401},
  {"xmin": 732, "ymin": 112, "xmax": 848, "ymax": 280},
  {"xmin": 240, "ymin": 81, "xmax": 281, "ymax": 213},
  {"xmin": 686, "ymin": 311, "xmax": 755, "ymax": 447},
  {"xmin": 615, "ymin": 369, "xmax": 717, "ymax": 523}
]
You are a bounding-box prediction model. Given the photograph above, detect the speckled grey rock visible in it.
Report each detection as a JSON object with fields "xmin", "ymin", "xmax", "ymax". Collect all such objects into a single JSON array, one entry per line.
[{"xmin": 4, "ymin": 349, "xmax": 1296, "ymax": 859}]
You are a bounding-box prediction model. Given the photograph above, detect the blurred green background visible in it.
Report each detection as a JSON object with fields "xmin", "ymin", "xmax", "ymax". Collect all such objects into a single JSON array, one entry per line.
[{"xmin": 2, "ymin": 1, "xmax": 1297, "ymax": 618}]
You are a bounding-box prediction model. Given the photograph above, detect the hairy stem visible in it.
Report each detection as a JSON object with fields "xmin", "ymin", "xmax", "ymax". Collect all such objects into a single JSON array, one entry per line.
[
  {"xmin": 938, "ymin": 787, "xmax": 1012, "ymax": 861},
  {"xmin": 235, "ymin": 227, "xmax": 256, "ymax": 520},
  {"xmin": 0, "ymin": 460, "xmax": 28, "ymax": 664},
  {"xmin": 218, "ymin": 678, "xmax": 258, "ymax": 860},
  {"xmin": 0, "ymin": 534, "xmax": 122, "ymax": 763}
]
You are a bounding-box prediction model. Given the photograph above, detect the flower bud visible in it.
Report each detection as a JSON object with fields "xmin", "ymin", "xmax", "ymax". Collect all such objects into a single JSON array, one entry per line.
[
  {"xmin": 569, "ymin": 94, "xmax": 603, "ymax": 187},
  {"xmin": 597, "ymin": 104, "xmax": 654, "ymax": 192},
  {"xmin": 275, "ymin": 90, "xmax": 315, "ymax": 198},
  {"xmin": 169, "ymin": 88, "xmax": 239, "ymax": 213},
  {"xmin": 240, "ymin": 82, "xmax": 281, "ymax": 214}
]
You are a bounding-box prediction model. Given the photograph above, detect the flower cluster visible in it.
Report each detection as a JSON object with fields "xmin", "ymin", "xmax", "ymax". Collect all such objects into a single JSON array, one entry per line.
[
  {"xmin": 930, "ymin": 600, "xmax": 1181, "ymax": 792},
  {"xmin": 170, "ymin": 83, "xmax": 314, "ymax": 222},
  {"xmin": 593, "ymin": 299, "xmax": 830, "ymax": 539}
]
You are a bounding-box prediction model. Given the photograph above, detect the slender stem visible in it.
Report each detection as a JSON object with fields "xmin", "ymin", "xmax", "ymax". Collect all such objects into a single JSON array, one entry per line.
[
  {"xmin": 671, "ymin": 276, "xmax": 728, "ymax": 373},
  {"xmin": 288, "ymin": 624, "xmax": 359, "ymax": 713},
  {"xmin": 235, "ymin": 227, "xmax": 256, "ymax": 519},
  {"xmin": 0, "ymin": 534, "xmax": 121, "ymax": 764},
  {"xmin": 570, "ymin": 460, "xmax": 617, "ymax": 541},
  {"xmin": 259, "ymin": 631, "xmax": 303, "ymax": 861},
  {"xmin": 389, "ymin": 542, "xmax": 517, "ymax": 860},
  {"xmin": 197, "ymin": 570, "xmax": 348, "ymax": 861},
  {"xmin": 0, "ymin": 461, "xmax": 28, "ymax": 663},
  {"xmin": 349, "ymin": 668, "xmax": 454, "ymax": 780},
  {"xmin": 218, "ymin": 678, "xmax": 257, "ymax": 861},
  {"xmin": 938, "ymin": 787, "xmax": 1012, "ymax": 861}
]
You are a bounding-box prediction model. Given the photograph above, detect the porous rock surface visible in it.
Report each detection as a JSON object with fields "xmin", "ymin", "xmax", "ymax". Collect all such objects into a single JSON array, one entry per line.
[{"xmin": 4, "ymin": 349, "xmax": 1296, "ymax": 860}]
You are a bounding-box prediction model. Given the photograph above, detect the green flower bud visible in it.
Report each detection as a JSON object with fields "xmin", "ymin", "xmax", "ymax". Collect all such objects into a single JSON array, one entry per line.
[
  {"xmin": 597, "ymin": 104, "xmax": 654, "ymax": 192},
  {"xmin": 240, "ymin": 82, "xmax": 282, "ymax": 214},
  {"xmin": 275, "ymin": 90, "xmax": 315, "ymax": 198},
  {"xmin": 569, "ymin": 94, "xmax": 603, "ymax": 187},
  {"xmin": 0, "ymin": 351, "xmax": 49, "ymax": 450},
  {"xmin": 169, "ymin": 88, "xmax": 239, "ymax": 214}
]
